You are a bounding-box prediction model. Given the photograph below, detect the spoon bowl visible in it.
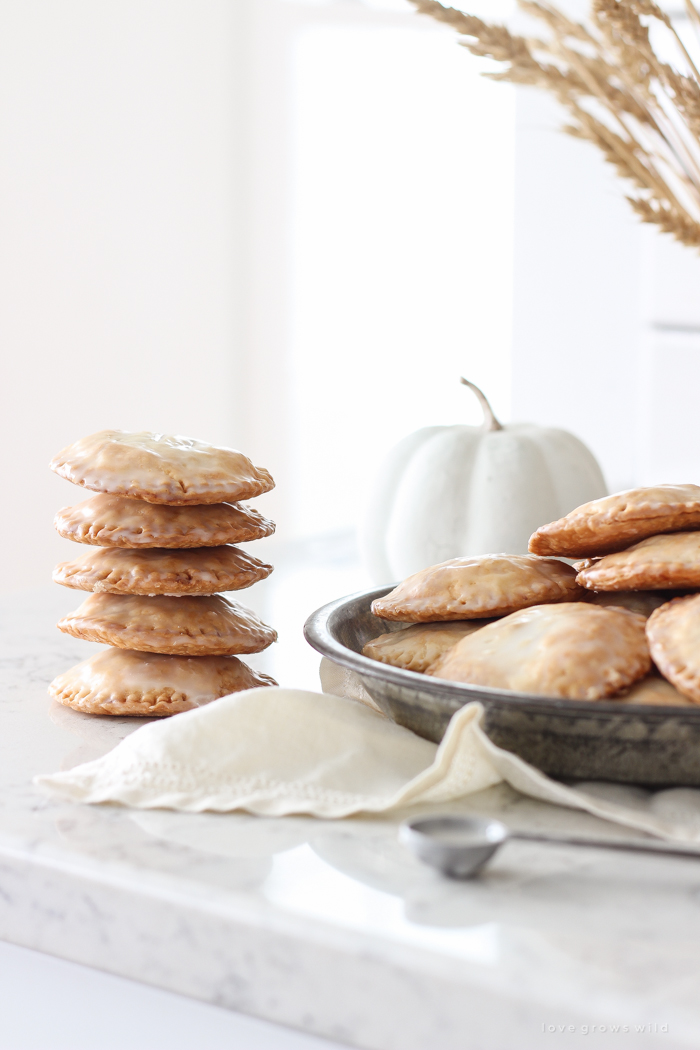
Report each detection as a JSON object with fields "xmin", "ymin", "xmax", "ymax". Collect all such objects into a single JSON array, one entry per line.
[{"xmin": 399, "ymin": 815, "xmax": 509, "ymax": 878}]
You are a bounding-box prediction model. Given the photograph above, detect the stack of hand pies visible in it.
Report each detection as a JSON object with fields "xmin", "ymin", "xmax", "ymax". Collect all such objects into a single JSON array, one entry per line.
[
  {"xmin": 49, "ymin": 430, "xmax": 278, "ymax": 717},
  {"xmin": 366, "ymin": 485, "xmax": 700, "ymax": 707}
]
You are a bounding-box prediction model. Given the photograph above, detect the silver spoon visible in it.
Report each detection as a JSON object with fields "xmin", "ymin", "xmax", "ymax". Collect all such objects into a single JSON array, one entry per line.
[{"xmin": 399, "ymin": 814, "xmax": 700, "ymax": 879}]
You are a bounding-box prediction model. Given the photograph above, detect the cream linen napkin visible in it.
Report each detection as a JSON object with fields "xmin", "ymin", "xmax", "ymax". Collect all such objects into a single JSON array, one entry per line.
[{"xmin": 35, "ymin": 683, "xmax": 700, "ymax": 841}]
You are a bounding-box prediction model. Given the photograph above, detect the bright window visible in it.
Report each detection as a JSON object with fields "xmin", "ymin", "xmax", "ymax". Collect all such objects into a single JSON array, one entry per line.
[{"xmin": 287, "ymin": 17, "xmax": 516, "ymax": 538}]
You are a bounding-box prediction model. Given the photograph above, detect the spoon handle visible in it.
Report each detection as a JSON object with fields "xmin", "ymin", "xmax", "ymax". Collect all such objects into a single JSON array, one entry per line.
[{"xmin": 511, "ymin": 830, "xmax": 700, "ymax": 860}]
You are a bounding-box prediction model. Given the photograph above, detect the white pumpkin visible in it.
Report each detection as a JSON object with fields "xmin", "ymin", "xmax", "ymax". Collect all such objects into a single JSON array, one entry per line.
[{"xmin": 360, "ymin": 379, "xmax": 607, "ymax": 584}]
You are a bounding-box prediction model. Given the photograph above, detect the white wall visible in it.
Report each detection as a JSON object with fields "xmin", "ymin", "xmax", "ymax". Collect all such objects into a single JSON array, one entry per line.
[
  {"xmin": 637, "ymin": 231, "xmax": 700, "ymax": 486},
  {"xmin": 286, "ymin": 21, "xmax": 515, "ymax": 538},
  {"xmin": 511, "ymin": 88, "xmax": 700, "ymax": 495},
  {"xmin": 510, "ymin": 90, "xmax": 643, "ymax": 494},
  {"xmin": 0, "ymin": 0, "xmax": 249, "ymax": 590}
]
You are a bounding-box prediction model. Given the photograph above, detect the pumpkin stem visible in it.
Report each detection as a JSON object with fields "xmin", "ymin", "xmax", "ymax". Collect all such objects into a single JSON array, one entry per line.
[{"xmin": 460, "ymin": 377, "xmax": 504, "ymax": 432}]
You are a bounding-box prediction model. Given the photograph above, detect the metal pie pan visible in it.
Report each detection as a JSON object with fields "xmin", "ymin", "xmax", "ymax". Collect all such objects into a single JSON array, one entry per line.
[{"xmin": 303, "ymin": 586, "xmax": 700, "ymax": 787}]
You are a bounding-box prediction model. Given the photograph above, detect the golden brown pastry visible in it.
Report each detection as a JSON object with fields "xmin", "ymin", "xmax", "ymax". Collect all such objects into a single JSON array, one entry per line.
[
  {"xmin": 57, "ymin": 593, "xmax": 276, "ymax": 655},
  {"xmin": 371, "ymin": 555, "xmax": 581, "ymax": 622},
  {"xmin": 54, "ymin": 494, "xmax": 275, "ymax": 548},
  {"xmin": 529, "ymin": 485, "xmax": 700, "ymax": 558},
  {"xmin": 616, "ymin": 673, "xmax": 695, "ymax": 707},
  {"xmin": 429, "ymin": 603, "xmax": 650, "ymax": 700},
  {"xmin": 580, "ymin": 589, "xmax": 676, "ymax": 618},
  {"xmin": 362, "ymin": 621, "xmax": 493, "ymax": 674},
  {"xmin": 49, "ymin": 648, "xmax": 277, "ymax": 716},
  {"xmin": 576, "ymin": 532, "xmax": 700, "ymax": 592},
  {"xmin": 646, "ymin": 595, "xmax": 700, "ymax": 703},
  {"xmin": 53, "ymin": 545, "xmax": 273, "ymax": 596},
  {"xmin": 50, "ymin": 430, "xmax": 274, "ymax": 505}
]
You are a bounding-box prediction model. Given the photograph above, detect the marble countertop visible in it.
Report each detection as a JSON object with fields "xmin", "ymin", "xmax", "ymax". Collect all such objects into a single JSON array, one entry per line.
[{"xmin": 2, "ymin": 588, "xmax": 700, "ymax": 1050}]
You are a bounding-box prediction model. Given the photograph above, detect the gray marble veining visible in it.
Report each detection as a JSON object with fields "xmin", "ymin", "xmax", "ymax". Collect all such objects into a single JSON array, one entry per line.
[{"xmin": 1, "ymin": 589, "xmax": 700, "ymax": 1049}]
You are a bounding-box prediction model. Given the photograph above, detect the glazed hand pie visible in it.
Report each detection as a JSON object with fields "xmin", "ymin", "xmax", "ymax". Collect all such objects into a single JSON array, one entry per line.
[
  {"xmin": 617, "ymin": 673, "xmax": 695, "ymax": 707},
  {"xmin": 428, "ymin": 603, "xmax": 650, "ymax": 700},
  {"xmin": 54, "ymin": 494, "xmax": 275, "ymax": 548},
  {"xmin": 529, "ymin": 485, "xmax": 700, "ymax": 558},
  {"xmin": 576, "ymin": 532, "xmax": 700, "ymax": 591},
  {"xmin": 53, "ymin": 545, "xmax": 273, "ymax": 596},
  {"xmin": 362, "ymin": 621, "xmax": 493, "ymax": 674},
  {"xmin": 581, "ymin": 589, "xmax": 675, "ymax": 618},
  {"xmin": 371, "ymin": 555, "xmax": 581, "ymax": 622},
  {"xmin": 57, "ymin": 593, "xmax": 277, "ymax": 655},
  {"xmin": 646, "ymin": 595, "xmax": 700, "ymax": 703},
  {"xmin": 49, "ymin": 648, "xmax": 277, "ymax": 716},
  {"xmin": 50, "ymin": 430, "xmax": 274, "ymax": 505}
]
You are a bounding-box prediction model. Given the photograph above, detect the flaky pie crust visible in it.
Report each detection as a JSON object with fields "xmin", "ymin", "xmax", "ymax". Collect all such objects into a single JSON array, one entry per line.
[
  {"xmin": 371, "ymin": 555, "xmax": 582, "ymax": 622},
  {"xmin": 428, "ymin": 602, "xmax": 650, "ymax": 700},
  {"xmin": 49, "ymin": 648, "xmax": 277, "ymax": 716},
  {"xmin": 617, "ymin": 673, "xmax": 695, "ymax": 707},
  {"xmin": 362, "ymin": 620, "xmax": 493, "ymax": 674},
  {"xmin": 57, "ymin": 593, "xmax": 277, "ymax": 656},
  {"xmin": 576, "ymin": 532, "xmax": 700, "ymax": 592},
  {"xmin": 529, "ymin": 485, "xmax": 700, "ymax": 559},
  {"xmin": 53, "ymin": 545, "xmax": 273, "ymax": 596},
  {"xmin": 50, "ymin": 430, "xmax": 275, "ymax": 505},
  {"xmin": 646, "ymin": 595, "xmax": 700, "ymax": 703},
  {"xmin": 54, "ymin": 494, "xmax": 275, "ymax": 548}
]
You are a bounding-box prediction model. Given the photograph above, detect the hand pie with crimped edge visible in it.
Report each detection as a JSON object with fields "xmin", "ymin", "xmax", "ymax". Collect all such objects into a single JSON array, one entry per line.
[
  {"xmin": 617, "ymin": 673, "xmax": 695, "ymax": 707},
  {"xmin": 57, "ymin": 593, "xmax": 277, "ymax": 656},
  {"xmin": 581, "ymin": 589, "xmax": 677, "ymax": 618},
  {"xmin": 50, "ymin": 430, "xmax": 274, "ymax": 505},
  {"xmin": 576, "ymin": 532, "xmax": 700, "ymax": 592},
  {"xmin": 371, "ymin": 555, "xmax": 582, "ymax": 623},
  {"xmin": 54, "ymin": 494, "xmax": 275, "ymax": 548},
  {"xmin": 428, "ymin": 603, "xmax": 650, "ymax": 700},
  {"xmin": 49, "ymin": 648, "xmax": 277, "ymax": 717},
  {"xmin": 363, "ymin": 621, "xmax": 494, "ymax": 674},
  {"xmin": 529, "ymin": 485, "xmax": 700, "ymax": 559},
  {"xmin": 646, "ymin": 595, "xmax": 700, "ymax": 703},
  {"xmin": 53, "ymin": 545, "xmax": 273, "ymax": 596}
]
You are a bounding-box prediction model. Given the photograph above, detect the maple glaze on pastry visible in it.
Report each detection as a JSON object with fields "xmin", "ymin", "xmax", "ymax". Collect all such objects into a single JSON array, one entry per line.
[
  {"xmin": 49, "ymin": 648, "xmax": 277, "ymax": 716},
  {"xmin": 580, "ymin": 588, "xmax": 678, "ymax": 617},
  {"xmin": 57, "ymin": 593, "xmax": 277, "ymax": 656},
  {"xmin": 616, "ymin": 673, "xmax": 695, "ymax": 707},
  {"xmin": 646, "ymin": 595, "xmax": 700, "ymax": 703},
  {"xmin": 54, "ymin": 494, "xmax": 275, "ymax": 548},
  {"xmin": 428, "ymin": 602, "xmax": 650, "ymax": 700},
  {"xmin": 576, "ymin": 532, "xmax": 700, "ymax": 591},
  {"xmin": 50, "ymin": 430, "xmax": 274, "ymax": 505},
  {"xmin": 53, "ymin": 545, "xmax": 273, "ymax": 596},
  {"xmin": 529, "ymin": 485, "xmax": 700, "ymax": 558},
  {"xmin": 371, "ymin": 555, "xmax": 581, "ymax": 622},
  {"xmin": 363, "ymin": 620, "xmax": 494, "ymax": 674}
]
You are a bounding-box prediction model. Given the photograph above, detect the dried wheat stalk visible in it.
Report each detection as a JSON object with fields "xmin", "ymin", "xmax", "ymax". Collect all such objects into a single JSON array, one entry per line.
[{"xmin": 410, "ymin": 0, "xmax": 700, "ymax": 249}]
